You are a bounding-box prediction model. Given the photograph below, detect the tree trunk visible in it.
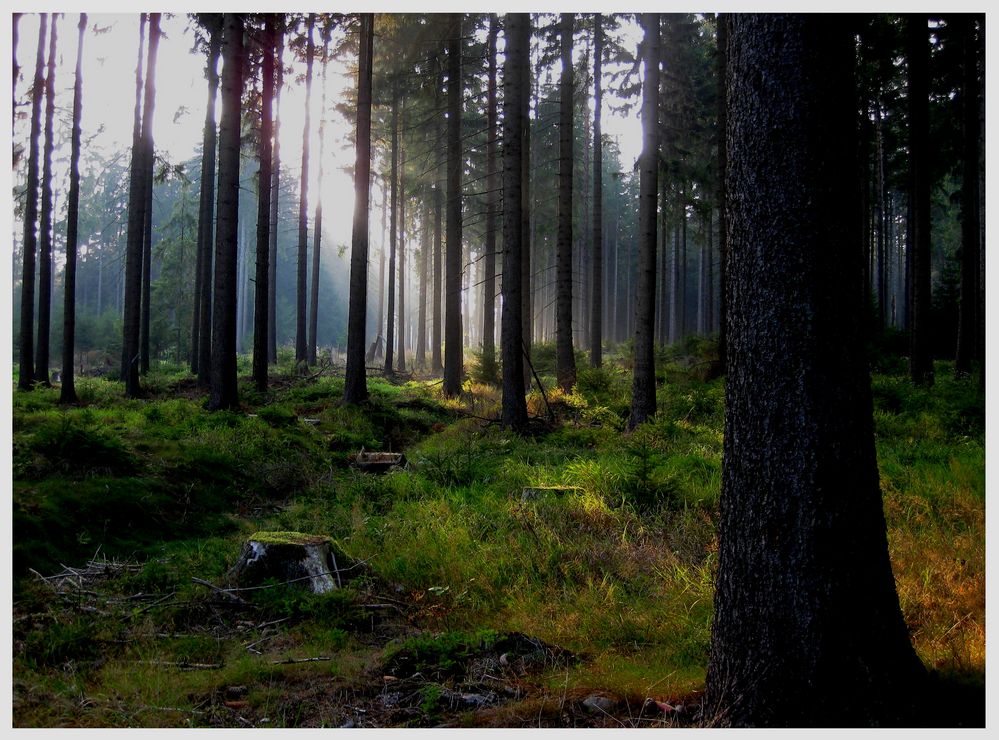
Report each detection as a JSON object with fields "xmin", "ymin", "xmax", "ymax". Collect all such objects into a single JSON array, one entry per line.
[
  {"xmin": 195, "ymin": 18, "xmax": 221, "ymax": 387},
  {"xmin": 253, "ymin": 15, "xmax": 275, "ymax": 392},
  {"xmin": 520, "ymin": 41, "xmax": 533, "ymax": 392},
  {"xmin": 416, "ymin": 192, "xmax": 429, "ymax": 369},
  {"xmin": 121, "ymin": 14, "xmax": 147, "ymax": 397},
  {"xmin": 384, "ymin": 94, "xmax": 399, "ymax": 374},
  {"xmin": 480, "ymin": 14, "xmax": 499, "ymax": 382},
  {"xmin": 267, "ymin": 23, "xmax": 283, "ymax": 364},
  {"xmin": 431, "ymin": 139, "xmax": 443, "ymax": 374},
  {"xmin": 35, "ymin": 14, "xmax": 58, "ymax": 386},
  {"xmin": 629, "ymin": 13, "xmax": 660, "ymax": 429},
  {"xmin": 60, "ymin": 13, "xmax": 86, "ymax": 405},
  {"xmin": 955, "ymin": 15, "xmax": 981, "ymax": 377},
  {"xmin": 308, "ymin": 25, "xmax": 330, "ymax": 367},
  {"xmin": 296, "ymin": 13, "xmax": 314, "ymax": 366},
  {"xmin": 208, "ymin": 13, "xmax": 244, "ymax": 411},
  {"xmin": 344, "ymin": 12, "xmax": 374, "ymax": 404},
  {"xmin": 442, "ymin": 12, "xmax": 464, "ymax": 398},
  {"xmin": 907, "ymin": 15, "xmax": 933, "ymax": 387},
  {"xmin": 138, "ymin": 14, "xmax": 160, "ymax": 376},
  {"xmin": 555, "ymin": 12, "xmax": 576, "ymax": 393},
  {"xmin": 396, "ymin": 108, "xmax": 407, "ymax": 373},
  {"xmin": 501, "ymin": 13, "xmax": 529, "ymax": 430},
  {"xmin": 589, "ymin": 13, "xmax": 604, "ymax": 368},
  {"xmin": 704, "ymin": 15, "xmax": 925, "ymax": 726}
]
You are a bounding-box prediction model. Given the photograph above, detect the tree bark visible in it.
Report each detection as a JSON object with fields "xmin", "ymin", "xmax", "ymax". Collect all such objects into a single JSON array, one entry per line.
[
  {"xmin": 35, "ymin": 14, "xmax": 58, "ymax": 386},
  {"xmin": 442, "ymin": 12, "xmax": 464, "ymax": 398},
  {"xmin": 296, "ymin": 13, "xmax": 315, "ymax": 366},
  {"xmin": 268, "ymin": 23, "xmax": 284, "ymax": 364},
  {"xmin": 431, "ymin": 133, "xmax": 443, "ymax": 374},
  {"xmin": 589, "ymin": 13, "xmax": 604, "ymax": 368},
  {"xmin": 555, "ymin": 12, "xmax": 577, "ymax": 393},
  {"xmin": 501, "ymin": 13, "xmax": 529, "ymax": 430},
  {"xmin": 480, "ymin": 14, "xmax": 499, "ymax": 382},
  {"xmin": 384, "ymin": 94, "xmax": 399, "ymax": 374},
  {"xmin": 396, "ymin": 107, "xmax": 407, "ymax": 373},
  {"xmin": 208, "ymin": 13, "xmax": 244, "ymax": 411},
  {"xmin": 629, "ymin": 13, "xmax": 660, "ymax": 428},
  {"xmin": 138, "ymin": 14, "xmax": 160, "ymax": 376},
  {"xmin": 520, "ymin": 36, "xmax": 533, "ymax": 392},
  {"xmin": 253, "ymin": 15, "xmax": 275, "ymax": 392},
  {"xmin": 907, "ymin": 15, "xmax": 933, "ymax": 387},
  {"xmin": 121, "ymin": 14, "xmax": 147, "ymax": 397},
  {"xmin": 308, "ymin": 24, "xmax": 330, "ymax": 367},
  {"xmin": 704, "ymin": 15, "xmax": 925, "ymax": 726},
  {"xmin": 60, "ymin": 13, "xmax": 86, "ymax": 404},
  {"xmin": 344, "ymin": 12, "xmax": 374, "ymax": 404},
  {"xmin": 416, "ymin": 192, "xmax": 429, "ymax": 369}
]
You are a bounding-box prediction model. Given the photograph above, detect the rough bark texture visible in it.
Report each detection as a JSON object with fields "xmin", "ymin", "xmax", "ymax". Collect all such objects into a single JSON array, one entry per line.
[
  {"xmin": 384, "ymin": 95, "xmax": 399, "ymax": 374},
  {"xmin": 589, "ymin": 13, "xmax": 604, "ymax": 368},
  {"xmin": 308, "ymin": 26, "xmax": 331, "ymax": 368},
  {"xmin": 416, "ymin": 194, "xmax": 429, "ymax": 368},
  {"xmin": 907, "ymin": 15, "xmax": 933, "ymax": 387},
  {"xmin": 442, "ymin": 12, "xmax": 464, "ymax": 398},
  {"xmin": 121, "ymin": 15, "xmax": 147, "ymax": 397},
  {"xmin": 268, "ymin": 25, "xmax": 284, "ymax": 364},
  {"xmin": 704, "ymin": 15, "xmax": 925, "ymax": 727},
  {"xmin": 253, "ymin": 16, "xmax": 275, "ymax": 393},
  {"xmin": 296, "ymin": 14, "xmax": 315, "ymax": 366},
  {"xmin": 195, "ymin": 18, "xmax": 221, "ymax": 387},
  {"xmin": 344, "ymin": 13, "xmax": 374, "ymax": 404},
  {"xmin": 60, "ymin": 13, "xmax": 86, "ymax": 405},
  {"xmin": 480, "ymin": 14, "xmax": 499, "ymax": 382},
  {"xmin": 555, "ymin": 12, "xmax": 577, "ymax": 393},
  {"xmin": 629, "ymin": 13, "xmax": 660, "ymax": 429},
  {"xmin": 520, "ymin": 42, "xmax": 533, "ymax": 391},
  {"xmin": 501, "ymin": 13, "xmax": 529, "ymax": 431},
  {"xmin": 396, "ymin": 116, "xmax": 407, "ymax": 374},
  {"xmin": 35, "ymin": 14, "xmax": 58, "ymax": 386},
  {"xmin": 18, "ymin": 14, "xmax": 46, "ymax": 390},
  {"xmin": 208, "ymin": 13, "xmax": 243, "ymax": 411},
  {"xmin": 431, "ymin": 142, "xmax": 443, "ymax": 374},
  {"xmin": 139, "ymin": 15, "xmax": 160, "ymax": 377}
]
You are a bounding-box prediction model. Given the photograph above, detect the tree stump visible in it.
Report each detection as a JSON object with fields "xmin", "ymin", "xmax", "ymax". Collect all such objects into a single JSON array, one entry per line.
[{"xmin": 227, "ymin": 531, "xmax": 352, "ymax": 594}]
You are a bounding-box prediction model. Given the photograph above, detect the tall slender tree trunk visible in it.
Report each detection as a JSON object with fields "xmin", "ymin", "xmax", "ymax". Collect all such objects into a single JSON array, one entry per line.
[
  {"xmin": 431, "ymin": 134, "xmax": 443, "ymax": 374},
  {"xmin": 60, "ymin": 13, "xmax": 86, "ymax": 404},
  {"xmin": 397, "ymin": 125, "xmax": 407, "ymax": 373},
  {"xmin": 705, "ymin": 15, "xmax": 925, "ymax": 726},
  {"xmin": 308, "ymin": 25, "xmax": 330, "ymax": 366},
  {"xmin": 501, "ymin": 12, "xmax": 529, "ymax": 430},
  {"xmin": 384, "ymin": 94, "xmax": 399, "ymax": 374},
  {"xmin": 629, "ymin": 12, "xmax": 660, "ymax": 428},
  {"xmin": 555, "ymin": 12, "xmax": 577, "ymax": 393},
  {"xmin": 121, "ymin": 14, "xmax": 148, "ymax": 397},
  {"xmin": 955, "ymin": 14, "xmax": 981, "ymax": 378},
  {"xmin": 520, "ymin": 33, "xmax": 533, "ymax": 392},
  {"xmin": 416, "ymin": 193, "xmax": 429, "ymax": 369},
  {"xmin": 589, "ymin": 13, "xmax": 604, "ymax": 367},
  {"xmin": 196, "ymin": 18, "xmax": 221, "ymax": 387},
  {"xmin": 138, "ymin": 14, "xmax": 160, "ymax": 375},
  {"xmin": 480, "ymin": 14, "xmax": 499, "ymax": 382},
  {"xmin": 35, "ymin": 14, "xmax": 58, "ymax": 386},
  {"xmin": 442, "ymin": 12, "xmax": 464, "ymax": 398},
  {"xmin": 267, "ymin": 23, "xmax": 283, "ymax": 363},
  {"xmin": 296, "ymin": 13, "xmax": 314, "ymax": 366},
  {"xmin": 253, "ymin": 15, "xmax": 275, "ymax": 392},
  {"xmin": 208, "ymin": 13, "xmax": 244, "ymax": 411},
  {"xmin": 907, "ymin": 15, "xmax": 933, "ymax": 387},
  {"xmin": 344, "ymin": 12, "xmax": 374, "ymax": 404}
]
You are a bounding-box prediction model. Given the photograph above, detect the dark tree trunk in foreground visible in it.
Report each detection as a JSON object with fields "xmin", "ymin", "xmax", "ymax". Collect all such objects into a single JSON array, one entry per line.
[
  {"xmin": 442, "ymin": 12, "xmax": 463, "ymax": 398},
  {"xmin": 139, "ymin": 14, "xmax": 160, "ymax": 376},
  {"xmin": 907, "ymin": 15, "xmax": 933, "ymax": 387},
  {"xmin": 555, "ymin": 12, "xmax": 576, "ymax": 393},
  {"xmin": 268, "ymin": 24, "xmax": 284, "ymax": 364},
  {"xmin": 121, "ymin": 14, "xmax": 147, "ymax": 397},
  {"xmin": 520, "ymin": 38, "xmax": 532, "ymax": 391},
  {"xmin": 344, "ymin": 13, "xmax": 374, "ymax": 404},
  {"xmin": 704, "ymin": 15, "xmax": 925, "ymax": 727},
  {"xmin": 208, "ymin": 13, "xmax": 244, "ymax": 411},
  {"xmin": 629, "ymin": 13, "xmax": 660, "ymax": 428},
  {"xmin": 195, "ymin": 17, "xmax": 221, "ymax": 387},
  {"xmin": 501, "ymin": 13, "xmax": 529, "ymax": 430},
  {"xmin": 60, "ymin": 13, "xmax": 87, "ymax": 405},
  {"xmin": 384, "ymin": 94, "xmax": 399, "ymax": 374},
  {"xmin": 35, "ymin": 13, "xmax": 58, "ymax": 386},
  {"xmin": 589, "ymin": 12, "xmax": 604, "ymax": 368},
  {"xmin": 954, "ymin": 15, "xmax": 981, "ymax": 378},
  {"xmin": 296, "ymin": 13, "xmax": 315, "ymax": 366},
  {"xmin": 308, "ymin": 26, "xmax": 330, "ymax": 367},
  {"xmin": 253, "ymin": 15, "xmax": 275, "ymax": 392},
  {"xmin": 18, "ymin": 14, "xmax": 46, "ymax": 390},
  {"xmin": 480, "ymin": 14, "xmax": 499, "ymax": 382}
]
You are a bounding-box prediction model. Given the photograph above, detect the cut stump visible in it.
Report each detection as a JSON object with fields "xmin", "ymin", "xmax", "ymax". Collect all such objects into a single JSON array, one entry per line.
[{"xmin": 227, "ymin": 531, "xmax": 354, "ymax": 594}]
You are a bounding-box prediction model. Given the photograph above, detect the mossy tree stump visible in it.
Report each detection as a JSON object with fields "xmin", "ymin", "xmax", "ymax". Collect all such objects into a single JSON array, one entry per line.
[{"xmin": 227, "ymin": 531, "xmax": 352, "ymax": 594}]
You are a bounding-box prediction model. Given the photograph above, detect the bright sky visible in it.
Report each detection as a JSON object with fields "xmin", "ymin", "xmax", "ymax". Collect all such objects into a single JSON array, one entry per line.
[{"xmin": 11, "ymin": 12, "xmax": 644, "ymax": 255}]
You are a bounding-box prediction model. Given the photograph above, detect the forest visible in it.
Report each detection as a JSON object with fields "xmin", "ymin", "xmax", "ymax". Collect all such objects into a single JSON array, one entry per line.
[{"xmin": 10, "ymin": 11, "xmax": 985, "ymax": 728}]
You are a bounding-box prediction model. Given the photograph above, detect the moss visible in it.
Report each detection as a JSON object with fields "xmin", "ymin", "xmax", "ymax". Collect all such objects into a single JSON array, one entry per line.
[{"xmin": 248, "ymin": 530, "xmax": 330, "ymax": 546}]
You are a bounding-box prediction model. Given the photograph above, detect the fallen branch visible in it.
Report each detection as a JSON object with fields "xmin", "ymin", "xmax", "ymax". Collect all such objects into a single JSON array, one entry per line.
[{"xmin": 271, "ymin": 655, "xmax": 333, "ymax": 665}]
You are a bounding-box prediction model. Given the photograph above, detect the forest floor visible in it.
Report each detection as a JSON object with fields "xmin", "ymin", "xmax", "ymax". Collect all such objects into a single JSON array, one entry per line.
[{"xmin": 10, "ymin": 341, "xmax": 986, "ymax": 728}]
